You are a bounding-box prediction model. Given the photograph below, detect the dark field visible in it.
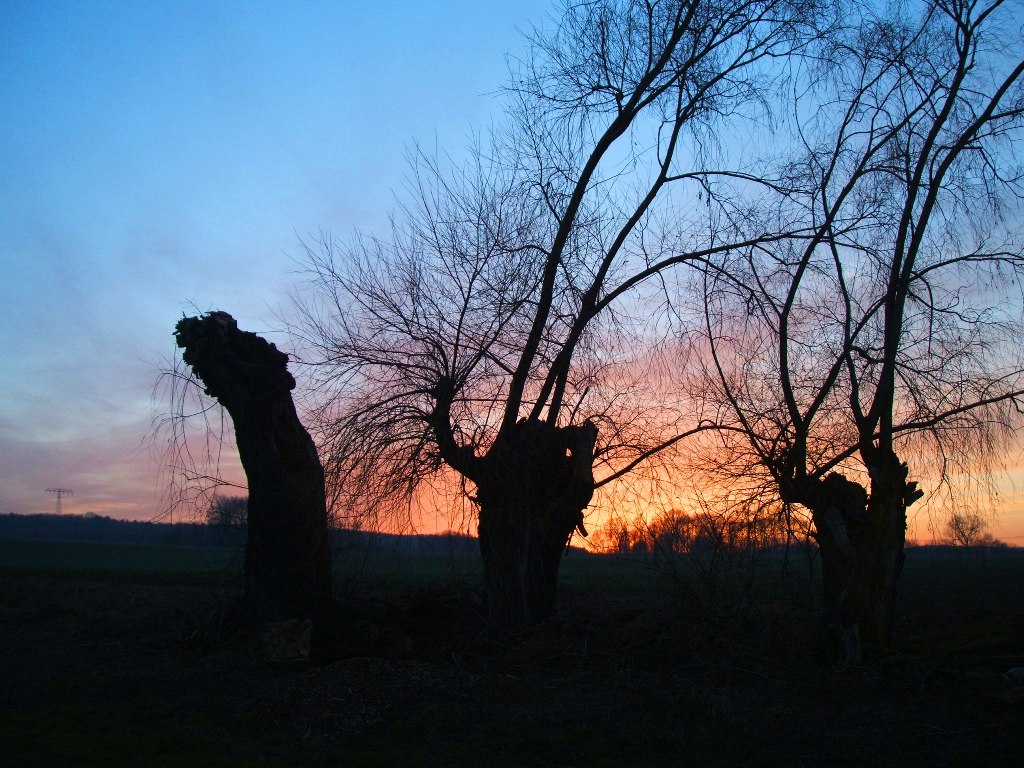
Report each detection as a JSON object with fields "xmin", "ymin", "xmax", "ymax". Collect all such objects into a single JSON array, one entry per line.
[{"xmin": 1, "ymin": 540, "xmax": 1022, "ymax": 767}]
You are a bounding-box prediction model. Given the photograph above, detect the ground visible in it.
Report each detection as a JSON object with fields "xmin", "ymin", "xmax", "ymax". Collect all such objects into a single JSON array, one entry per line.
[{"xmin": 1, "ymin": 546, "xmax": 1022, "ymax": 767}]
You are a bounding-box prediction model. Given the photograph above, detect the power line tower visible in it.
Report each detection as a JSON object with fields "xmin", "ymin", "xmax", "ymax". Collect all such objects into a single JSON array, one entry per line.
[{"xmin": 46, "ymin": 487, "xmax": 74, "ymax": 515}]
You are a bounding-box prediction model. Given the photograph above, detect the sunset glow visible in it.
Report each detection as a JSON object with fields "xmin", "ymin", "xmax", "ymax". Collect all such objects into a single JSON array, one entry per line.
[
  {"xmin": 2, "ymin": 1, "xmax": 1021, "ymax": 548},
  {"xmin": 0, "ymin": 0, "xmax": 549, "ymax": 522}
]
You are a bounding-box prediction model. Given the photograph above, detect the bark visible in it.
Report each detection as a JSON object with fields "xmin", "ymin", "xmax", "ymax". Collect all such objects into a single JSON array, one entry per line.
[
  {"xmin": 854, "ymin": 449, "xmax": 922, "ymax": 649},
  {"xmin": 474, "ymin": 419, "xmax": 597, "ymax": 630},
  {"xmin": 175, "ymin": 312, "xmax": 331, "ymax": 622},
  {"xmin": 805, "ymin": 473, "xmax": 868, "ymax": 668},
  {"xmin": 789, "ymin": 457, "xmax": 922, "ymax": 667}
]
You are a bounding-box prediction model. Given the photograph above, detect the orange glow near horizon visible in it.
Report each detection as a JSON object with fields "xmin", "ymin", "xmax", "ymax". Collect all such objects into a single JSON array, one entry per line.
[
  {"xmin": 990, "ymin": 464, "xmax": 1024, "ymax": 546},
  {"xmin": 25, "ymin": 433, "xmax": 1022, "ymax": 549},
  {"xmin": 42, "ymin": 482, "xmax": 1024, "ymax": 549}
]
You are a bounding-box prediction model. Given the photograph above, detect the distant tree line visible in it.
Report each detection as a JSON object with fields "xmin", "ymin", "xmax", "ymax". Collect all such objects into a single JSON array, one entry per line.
[
  {"xmin": 0, "ymin": 513, "xmax": 482, "ymax": 556},
  {"xmin": 591, "ymin": 508, "xmax": 1007, "ymax": 556}
]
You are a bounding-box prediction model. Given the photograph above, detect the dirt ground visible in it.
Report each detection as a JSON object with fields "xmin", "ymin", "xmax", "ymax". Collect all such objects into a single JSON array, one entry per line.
[{"xmin": 1, "ymin": 567, "xmax": 1022, "ymax": 767}]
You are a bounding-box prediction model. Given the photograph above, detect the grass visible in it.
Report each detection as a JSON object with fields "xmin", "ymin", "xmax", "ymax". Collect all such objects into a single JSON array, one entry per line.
[
  {"xmin": 0, "ymin": 706, "xmax": 751, "ymax": 768},
  {"xmin": 3, "ymin": 535, "xmax": 1017, "ymax": 611},
  {"xmin": 0, "ymin": 538, "xmax": 243, "ymax": 582},
  {"xmin": 1, "ymin": 705, "xmax": 291, "ymax": 768},
  {"xmin": 1, "ymin": 539, "xmax": 1022, "ymax": 767},
  {"xmin": 2, "ymin": 535, "xmax": 1018, "ymax": 617},
  {"xmin": 334, "ymin": 544, "xmax": 666, "ymax": 596}
]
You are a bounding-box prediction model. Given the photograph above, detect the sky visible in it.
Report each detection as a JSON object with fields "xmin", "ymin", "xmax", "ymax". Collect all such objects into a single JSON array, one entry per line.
[
  {"xmin": 1, "ymin": 0, "xmax": 1022, "ymax": 544},
  {"xmin": 0, "ymin": 0, "xmax": 552, "ymax": 522}
]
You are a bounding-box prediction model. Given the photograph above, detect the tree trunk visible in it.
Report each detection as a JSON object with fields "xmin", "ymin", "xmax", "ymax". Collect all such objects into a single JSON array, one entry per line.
[
  {"xmin": 474, "ymin": 419, "xmax": 597, "ymax": 631},
  {"xmin": 797, "ymin": 459, "xmax": 922, "ymax": 667},
  {"xmin": 804, "ymin": 473, "xmax": 868, "ymax": 668},
  {"xmin": 175, "ymin": 312, "xmax": 332, "ymax": 622},
  {"xmin": 852, "ymin": 449, "xmax": 921, "ymax": 649}
]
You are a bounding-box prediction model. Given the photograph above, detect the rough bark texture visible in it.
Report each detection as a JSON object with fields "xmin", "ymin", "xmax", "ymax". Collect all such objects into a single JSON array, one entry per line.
[
  {"xmin": 175, "ymin": 312, "xmax": 331, "ymax": 622},
  {"xmin": 789, "ymin": 457, "xmax": 922, "ymax": 667},
  {"xmin": 474, "ymin": 419, "xmax": 597, "ymax": 630},
  {"xmin": 855, "ymin": 449, "xmax": 922, "ymax": 648},
  {"xmin": 804, "ymin": 473, "xmax": 869, "ymax": 668}
]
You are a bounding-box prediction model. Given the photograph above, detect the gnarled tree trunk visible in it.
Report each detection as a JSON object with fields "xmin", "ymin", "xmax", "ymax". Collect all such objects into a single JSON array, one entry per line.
[
  {"xmin": 802, "ymin": 473, "xmax": 869, "ymax": 668},
  {"xmin": 474, "ymin": 419, "xmax": 597, "ymax": 631},
  {"xmin": 175, "ymin": 312, "xmax": 331, "ymax": 622},
  {"xmin": 790, "ymin": 459, "xmax": 922, "ymax": 667},
  {"xmin": 853, "ymin": 449, "xmax": 922, "ymax": 649}
]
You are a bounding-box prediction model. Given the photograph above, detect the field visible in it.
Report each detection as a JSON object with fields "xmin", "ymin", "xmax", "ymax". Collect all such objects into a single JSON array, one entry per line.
[{"xmin": 1, "ymin": 539, "xmax": 1022, "ymax": 767}]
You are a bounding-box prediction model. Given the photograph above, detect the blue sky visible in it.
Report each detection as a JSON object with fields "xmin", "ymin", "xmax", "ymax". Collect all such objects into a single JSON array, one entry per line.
[
  {"xmin": 0, "ymin": 0, "xmax": 552, "ymax": 520},
  {"xmin": 3, "ymin": 1, "xmax": 1022, "ymax": 544}
]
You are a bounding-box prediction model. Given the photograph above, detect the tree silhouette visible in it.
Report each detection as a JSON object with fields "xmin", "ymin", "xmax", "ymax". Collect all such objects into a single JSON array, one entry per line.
[
  {"xmin": 944, "ymin": 512, "xmax": 991, "ymax": 547},
  {"xmin": 690, "ymin": 0, "xmax": 1024, "ymax": 664},
  {"xmin": 175, "ymin": 312, "xmax": 331, "ymax": 623},
  {"xmin": 293, "ymin": 0, "xmax": 823, "ymax": 629},
  {"xmin": 206, "ymin": 495, "xmax": 247, "ymax": 528}
]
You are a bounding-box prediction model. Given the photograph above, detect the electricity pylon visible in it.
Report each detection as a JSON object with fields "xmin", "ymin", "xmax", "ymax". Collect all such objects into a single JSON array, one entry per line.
[{"xmin": 46, "ymin": 487, "xmax": 74, "ymax": 515}]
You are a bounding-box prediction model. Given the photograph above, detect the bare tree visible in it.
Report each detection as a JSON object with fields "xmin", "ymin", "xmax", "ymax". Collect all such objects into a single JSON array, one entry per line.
[
  {"xmin": 691, "ymin": 0, "xmax": 1024, "ymax": 664},
  {"xmin": 207, "ymin": 495, "xmax": 248, "ymax": 528},
  {"xmin": 943, "ymin": 511, "xmax": 990, "ymax": 547},
  {"xmin": 294, "ymin": 0, "xmax": 822, "ymax": 629}
]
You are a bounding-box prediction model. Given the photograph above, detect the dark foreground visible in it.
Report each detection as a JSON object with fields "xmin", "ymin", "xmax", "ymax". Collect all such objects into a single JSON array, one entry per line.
[{"xmin": 1, "ymin": 545, "xmax": 1022, "ymax": 767}]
